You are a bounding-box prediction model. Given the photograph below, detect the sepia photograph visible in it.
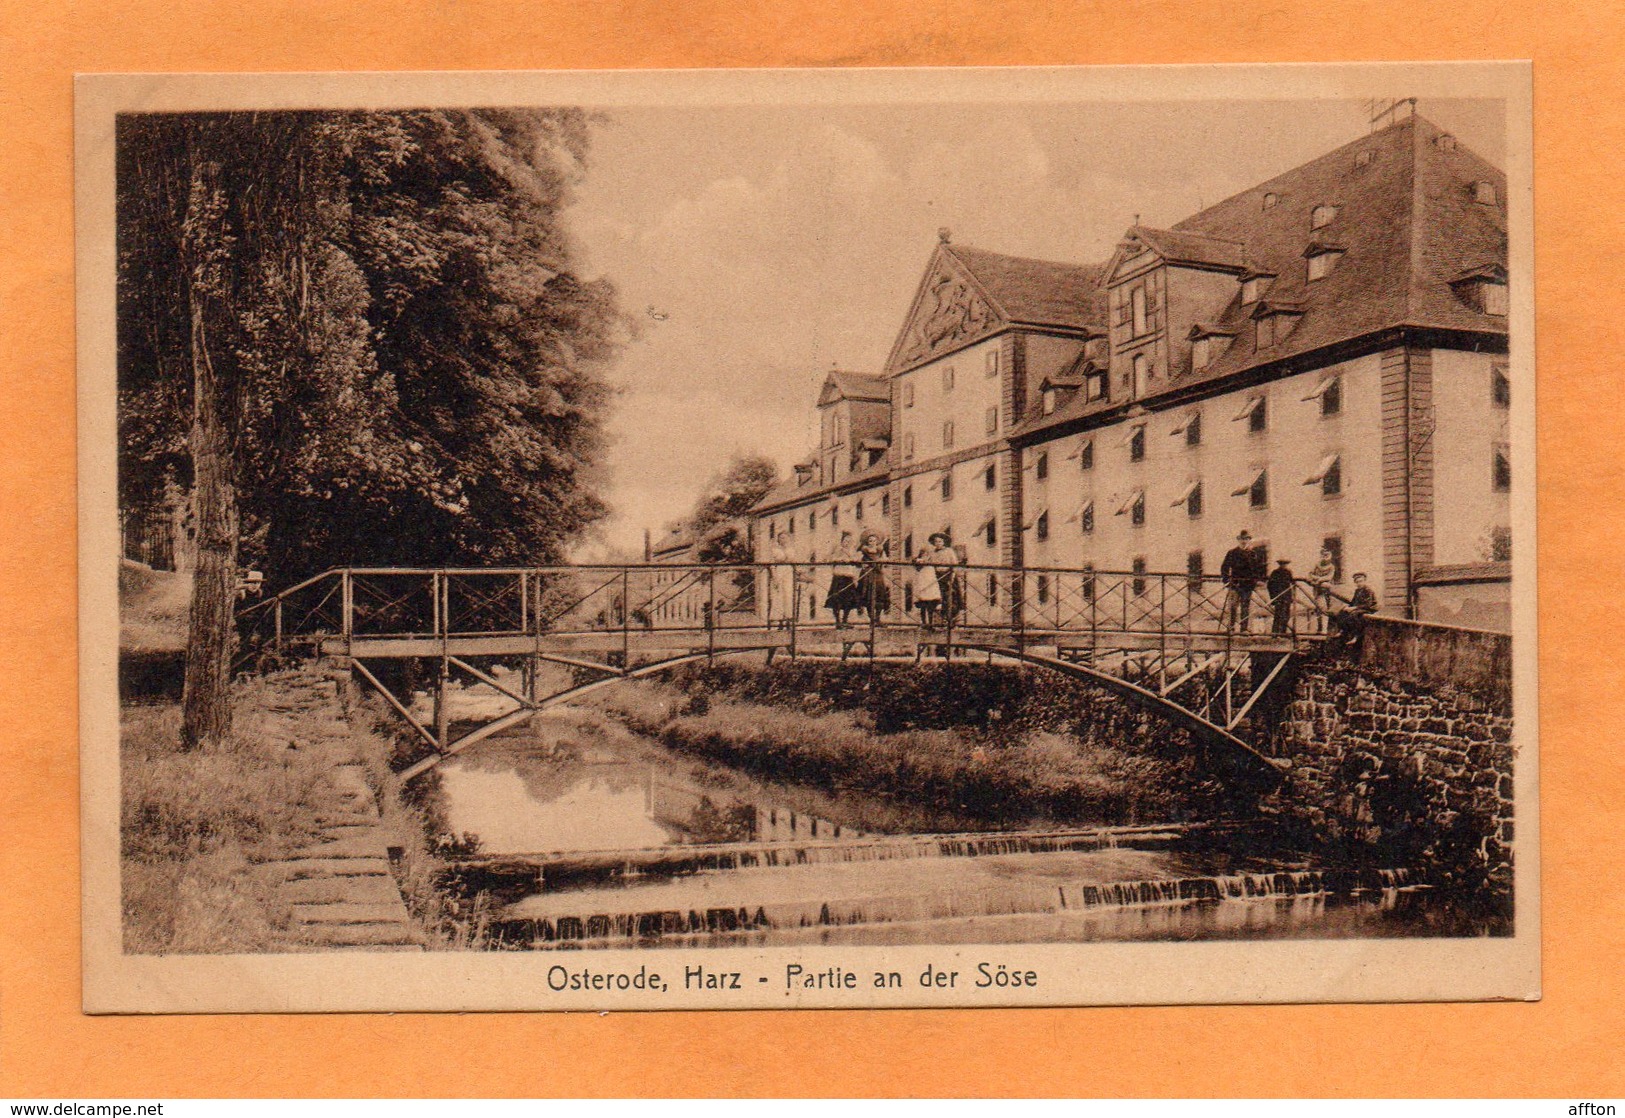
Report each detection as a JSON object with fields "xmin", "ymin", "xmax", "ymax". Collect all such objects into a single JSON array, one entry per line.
[{"xmin": 79, "ymin": 64, "xmax": 1536, "ymax": 1011}]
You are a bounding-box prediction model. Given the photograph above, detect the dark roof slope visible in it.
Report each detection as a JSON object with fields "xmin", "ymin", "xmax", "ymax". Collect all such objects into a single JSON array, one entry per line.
[
  {"xmin": 1161, "ymin": 113, "xmax": 1507, "ymax": 388},
  {"xmin": 945, "ymin": 244, "xmax": 1107, "ymax": 331},
  {"xmin": 752, "ymin": 457, "xmax": 891, "ymax": 515},
  {"xmin": 1128, "ymin": 225, "xmax": 1248, "ymax": 271},
  {"xmin": 821, "ymin": 370, "xmax": 890, "ymax": 403}
]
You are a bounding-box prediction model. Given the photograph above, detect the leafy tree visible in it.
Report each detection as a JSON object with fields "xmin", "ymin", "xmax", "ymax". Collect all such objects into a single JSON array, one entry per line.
[
  {"xmin": 117, "ymin": 109, "xmax": 625, "ymax": 746},
  {"xmin": 684, "ymin": 454, "xmax": 779, "ymax": 564}
]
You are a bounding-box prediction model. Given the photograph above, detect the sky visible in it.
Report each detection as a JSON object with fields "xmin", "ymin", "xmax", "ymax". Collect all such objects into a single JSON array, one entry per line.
[{"xmin": 561, "ymin": 96, "xmax": 1506, "ymax": 559}]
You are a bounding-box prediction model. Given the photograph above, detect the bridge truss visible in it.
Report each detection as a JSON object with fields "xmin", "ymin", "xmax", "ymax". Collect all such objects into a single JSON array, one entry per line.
[{"xmin": 238, "ymin": 561, "xmax": 1339, "ymax": 783}]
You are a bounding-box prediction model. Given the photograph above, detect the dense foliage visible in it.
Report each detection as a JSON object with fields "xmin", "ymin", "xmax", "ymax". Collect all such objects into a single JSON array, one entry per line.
[
  {"xmin": 118, "ymin": 109, "xmax": 626, "ymax": 583},
  {"xmin": 682, "ymin": 454, "xmax": 778, "ymax": 564}
]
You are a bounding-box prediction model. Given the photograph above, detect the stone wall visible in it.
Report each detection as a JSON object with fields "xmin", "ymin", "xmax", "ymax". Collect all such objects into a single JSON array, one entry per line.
[{"xmin": 1264, "ymin": 624, "xmax": 1515, "ymax": 919}]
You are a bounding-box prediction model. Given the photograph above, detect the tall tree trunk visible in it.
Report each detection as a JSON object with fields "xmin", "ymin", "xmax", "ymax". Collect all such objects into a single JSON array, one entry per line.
[{"xmin": 180, "ymin": 187, "xmax": 239, "ymax": 750}]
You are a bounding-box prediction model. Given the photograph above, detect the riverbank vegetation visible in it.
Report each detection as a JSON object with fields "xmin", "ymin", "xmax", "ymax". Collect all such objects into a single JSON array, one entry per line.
[{"xmin": 591, "ymin": 660, "xmax": 1250, "ymax": 831}]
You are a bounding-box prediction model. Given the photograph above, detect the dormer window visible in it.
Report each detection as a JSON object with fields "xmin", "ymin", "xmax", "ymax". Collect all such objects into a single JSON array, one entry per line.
[
  {"xmin": 1450, "ymin": 264, "xmax": 1509, "ymax": 316},
  {"xmin": 1189, "ymin": 326, "xmax": 1234, "ymax": 372},
  {"xmin": 1084, "ymin": 369, "xmax": 1109, "ymax": 402},
  {"xmin": 1041, "ymin": 387, "xmax": 1057, "ymax": 415},
  {"xmin": 903, "ymin": 381, "xmax": 915, "ymax": 408},
  {"xmin": 1305, "ymin": 242, "xmax": 1346, "ymax": 282},
  {"xmin": 1240, "ymin": 272, "xmax": 1274, "ymax": 304},
  {"xmin": 1355, "ymin": 150, "xmax": 1374, "ymax": 168},
  {"xmin": 1311, "ymin": 204, "xmax": 1338, "ymax": 230},
  {"xmin": 1192, "ymin": 336, "xmax": 1210, "ymax": 371},
  {"xmin": 1438, "ymin": 134, "xmax": 1458, "ymax": 152},
  {"xmin": 1262, "ymin": 192, "xmax": 1280, "ymax": 210},
  {"xmin": 1474, "ymin": 180, "xmax": 1498, "ymax": 206}
]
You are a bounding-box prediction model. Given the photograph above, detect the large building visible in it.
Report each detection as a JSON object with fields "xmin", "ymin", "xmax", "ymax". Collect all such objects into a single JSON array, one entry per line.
[{"xmin": 751, "ymin": 111, "xmax": 1512, "ymax": 630}]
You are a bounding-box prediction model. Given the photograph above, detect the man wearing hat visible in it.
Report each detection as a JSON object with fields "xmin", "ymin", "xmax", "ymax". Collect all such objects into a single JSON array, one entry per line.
[
  {"xmin": 1221, "ymin": 530, "xmax": 1263, "ymax": 632},
  {"xmin": 1267, "ymin": 557, "xmax": 1296, "ymax": 635}
]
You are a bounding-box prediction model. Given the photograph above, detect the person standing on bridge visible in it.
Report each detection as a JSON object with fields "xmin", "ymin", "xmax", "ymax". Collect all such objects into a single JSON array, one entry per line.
[
  {"xmin": 767, "ymin": 536, "xmax": 797, "ymax": 629},
  {"xmin": 1267, "ymin": 558, "xmax": 1296, "ymax": 635},
  {"xmin": 1308, "ymin": 547, "xmax": 1337, "ymax": 633},
  {"xmin": 857, "ymin": 530, "xmax": 891, "ymax": 624},
  {"xmin": 912, "ymin": 534, "xmax": 947, "ymax": 629},
  {"xmin": 924, "ymin": 532, "xmax": 965, "ymax": 627},
  {"xmin": 825, "ymin": 531, "xmax": 861, "ymax": 629},
  {"xmin": 1221, "ymin": 530, "xmax": 1265, "ymax": 633}
]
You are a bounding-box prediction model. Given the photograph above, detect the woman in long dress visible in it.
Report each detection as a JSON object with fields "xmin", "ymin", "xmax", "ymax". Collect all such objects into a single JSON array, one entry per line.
[
  {"xmin": 912, "ymin": 532, "xmax": 950, "ymax": 629},
  {"xmin": 923, "ymin": 532, "xmax": 965, "ymax": 624},
  {"xmin": 767, "ymin": 537, "xmax": 797, "ymax": 628},
  {"xmin": 856, "ymin": 530, "xmax": 891, "ymax": 623},
  {"xmin": 824, "ymin": 532, "xmax": 861, "ymax": 629}
]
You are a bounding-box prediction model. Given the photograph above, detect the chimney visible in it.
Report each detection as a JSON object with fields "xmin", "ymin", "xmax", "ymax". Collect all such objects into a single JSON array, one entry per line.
[{"xmin": 643, "ymin": 528, "xmax": 652, "ymax": 563}]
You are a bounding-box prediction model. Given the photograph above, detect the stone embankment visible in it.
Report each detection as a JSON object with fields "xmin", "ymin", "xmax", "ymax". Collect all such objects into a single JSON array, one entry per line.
[
  {"xmin": 259, "ymin": 670, "xmax": 423, "ymax": 952},
  {"xmin": 1265, "ymin": 617, "xmax": 1515, "ymax": 906}
]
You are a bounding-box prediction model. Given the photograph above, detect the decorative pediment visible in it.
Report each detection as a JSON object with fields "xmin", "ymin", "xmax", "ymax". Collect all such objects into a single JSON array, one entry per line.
[
  {"xmin": 886, "ymin": 248, "xmax": 1004, "ymax": 372},
  {"xmin": 1106, "ymin": 233, "xmax": 1160, "ymax": 284}
]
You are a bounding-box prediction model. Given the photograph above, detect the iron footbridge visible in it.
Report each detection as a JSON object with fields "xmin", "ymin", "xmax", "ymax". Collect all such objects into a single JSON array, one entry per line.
[{"xmin": 237, "ymin": 561, "xmax": 1339, "ymax": 783}]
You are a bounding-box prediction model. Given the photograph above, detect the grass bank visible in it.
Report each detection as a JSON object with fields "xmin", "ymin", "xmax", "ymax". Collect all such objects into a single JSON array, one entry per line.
[
  {"xmin": 122, "ymin": 672, "xmax": 483, "ymax": 953},
  {"xmin": 591, "ymin": 660, "xmax": 1249, "ymax": 831}
]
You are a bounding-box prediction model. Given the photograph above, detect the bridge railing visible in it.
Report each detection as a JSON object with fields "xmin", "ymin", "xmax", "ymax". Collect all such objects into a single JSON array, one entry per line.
[{"xmin": 239, "ymin": 561, "xmax": 1335, "ymax": 662}]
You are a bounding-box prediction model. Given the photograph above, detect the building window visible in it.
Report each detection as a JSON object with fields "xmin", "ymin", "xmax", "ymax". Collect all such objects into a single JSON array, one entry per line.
[
  {"xmin": 1174, "ymin": 479, "xmax": 1202, "ymax": 519},
  {"xmin": 1129, "ymin": 424, "xmax": 1146, "ymax": 462},
  {"xmin": 1192, "ymin": 336, "xmax": 1211, "ymax": 371},
  {"xmin": 1250, "ymin": 396, "xmax": 1269, "ymax": 433},
  {"xmin": 1307, "ymin": 250, "xmax": 1342, "ymax": 282},
  {"xmin": 1494, "ymin": 443, "xmax": 1512, "ymax": 491},
  {"xmin": 1490, "ymin": 526, "xmax": 1512, "ymax": 561},
  {"xmin": 1132, "ymin": 353, "xmax": 1149, "ymax": 399},
  {"xmin": 1321, "ymin": 375, "xmax": 1342, "ymax": 416},
  {"xmin": 1355, "ymin": 149, "xmax": 1374, "ymax": 168},
  {"xmin": 985, "ymin": 464, "xmax": 997, "ymax": 491},
  {"xmin": 854, "ymin": 499, "xmax": 864, "ymax": 521},
  {"xmin": 985, "ymin": 518, "xmax": 997, "ymax": 547},
  {"xmin": 1493, "ymin": 363, "xmax": 1511, "ymax": 407},
  {"xmin": 1241, "ymin": 275, "xmax": 1269, "ymax": 303},
  {"xmin": 1132, "ymin": 557, "xmax": 1148, "ymax": 597},
  {"xmin": 904, "ymin": 433, "xmax": 915, "ymax": 460},
  {"xmin": 1131, "ymin": 492, "xmax": 1146, "ymax": 527},
  {"xmin": 941, "ymin": 472, "xmax": 954, "ymax": 501},
  {"xmin": 1306, "ymin": 453, "xmax": 1342, "ymax": 497},
  {"xmin": 903, "ymin": 381, "xmax": 915, "ymax": 408},
  {"xmin": 1321, "ymin": 535, "xmax": 1344, "ymax": 582},
  {"xmin": 1082, "ymin": 565, "xmax": 1097, "ymax": 601},
  {"xmin": 1080, "ymin": 501, "xmax": 1095, "ymax": 534},
  {"xmin": 1170, "ymin": 410, "xmax": 1202, "ymax": 447},
  {"xmin": 1085, "ymin": 371, "xmax": 1109, "ymax": 401},
  {"xmin": 943, "ymin": 365, "xmax": 956, "ymax": 391},
  {"xmin": 903, "ymin": 484, "xmax": 913, "ymax": 509},
  {"xmin": 808, "ymin": 512, "xmax": 816, "ymax": 532},
  {"xmin": 1131, "ymin": 285, "xmax": 1148, "ymax": 336},
  {"xmin": 1235, "ymin": 468, "xmax": 1268, "ymax": 509},
  {"xmin": 904, "ymin": 533, "xmax": 914, "ymax": 558},
  {"xmin": 1311, "ymin": 204, "xmax": 1338, "ymax": 229},
  {"xmin": 1482, "ymin": 281, "xmax": 1509, "ymax": 316},
  {"xmin": 1036, "ymin": 451, "xmax": 1049, "ymax": 481},
  {"xmin": 1041, "ymin": 388, "xmax": 1056, "ymax": 415},
  {"xmin": 831, "ymin": 504, "xmax": 839, "ymax": 527},
  {"xmin": 786, "ymin": 516, "xmax": 794, "ymax": 536},
  {"xmin": 882, "ymin": 491, "xmax": 890, "ymax": 516},
  {"xmin": 1474, "ymin": 180, "xmax": 1498, "ymax": 206},
  {"xmin": 986, "ymin": 405, "xmax": 999, "ymax": 434},
  {"xmin": 1079, "ymin": 438, "xmax": 1094, "ymax": 471},
  {"xmin": 986, "ymin": 349, "xmax": 1000, "ymax": 378},
  {"xmin": 1438, "ymin": 134, "xmax": 1458, "ymax": 153},
  {"xmin": 942, "ymin": 421, "xmax": 955, "ymax": 449},
  {"xmin": 1035, "ymin": 510, "xmax": 1049, "ymax": 541},
  {"xmin": 1186, "ymin": 550, "xmax": 1204, "ymax": 592},
  {"xmin": 1262, "ymin": 192, "xmax": 1279, "ymax": 210},
  {"xmin": 1036, "ymin": 573, "xmax": 1051, "ymax": 605}
]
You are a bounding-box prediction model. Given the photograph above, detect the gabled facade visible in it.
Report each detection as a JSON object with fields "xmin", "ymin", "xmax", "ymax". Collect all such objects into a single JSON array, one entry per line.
[{"xmin": 748, "ymin": 112, "xmax": 1513, "ymax": 629}]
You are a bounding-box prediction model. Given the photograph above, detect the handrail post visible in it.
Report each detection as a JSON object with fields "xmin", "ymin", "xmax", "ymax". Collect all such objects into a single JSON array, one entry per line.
[
  {"xmin": 519, "ymin": 570, "xmax": 528, "ymax": 635},
  {"xmin": 431, "ymin": 571, "xmax": 441, "ymax": 638},
  {"xmin": 341, "ymin": 569, "xmax": 354, "ymax": 644},
  {"xmin": 706, "ymin": 567, "xmax": 716, "ymax": 661},
  {"xmin": 622, "ymin": 567, "xmax": 631, "ymax": 667},
  {"xmin": 1159, "ymin": 574, "xmax": 1169, "ymax": 691},
  {"xmin": 273, "ymin": 599, "xmax": 283, "ymax": 653},
  {"xmin": 789, "ymin": 563, "xmax": 798, "ymax": 660}
]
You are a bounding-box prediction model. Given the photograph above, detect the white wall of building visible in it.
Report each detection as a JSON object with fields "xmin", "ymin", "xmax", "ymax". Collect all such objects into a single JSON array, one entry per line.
[
  {"xmin": 892, "ymin": 336, "xmax": 1006, "ymax": 464},
  {"xmin": 1022, "ymin": 351, "xmax": 1389, "ymax": 603},
  {"xmin": 1430, "ymin": 348, "xmax": 1512, "ymax": 567}
]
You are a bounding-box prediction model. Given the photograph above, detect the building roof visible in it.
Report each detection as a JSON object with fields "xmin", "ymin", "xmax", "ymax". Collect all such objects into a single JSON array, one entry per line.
[
  {"xmin": 1165, "ymin": 113, "xmax": 1508, "ymax": 388},
  {"xmin": 751, "ymin": 457, "xmax": 891, "ymax": 516},
  {"xmin": 944, "ymin": 244, "xmax": 1107, "ymax": 331},
  {"xmin": 819, "ymin": 370, "xmax": 890, "ymax": 404},
  {"xmin": 1011, "ymin": 113, "xmax": 1508, "ymax": 442},
  {"xmin": 1124, "ymin": 225, "xmax": 1248, "ymax": 272}
]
